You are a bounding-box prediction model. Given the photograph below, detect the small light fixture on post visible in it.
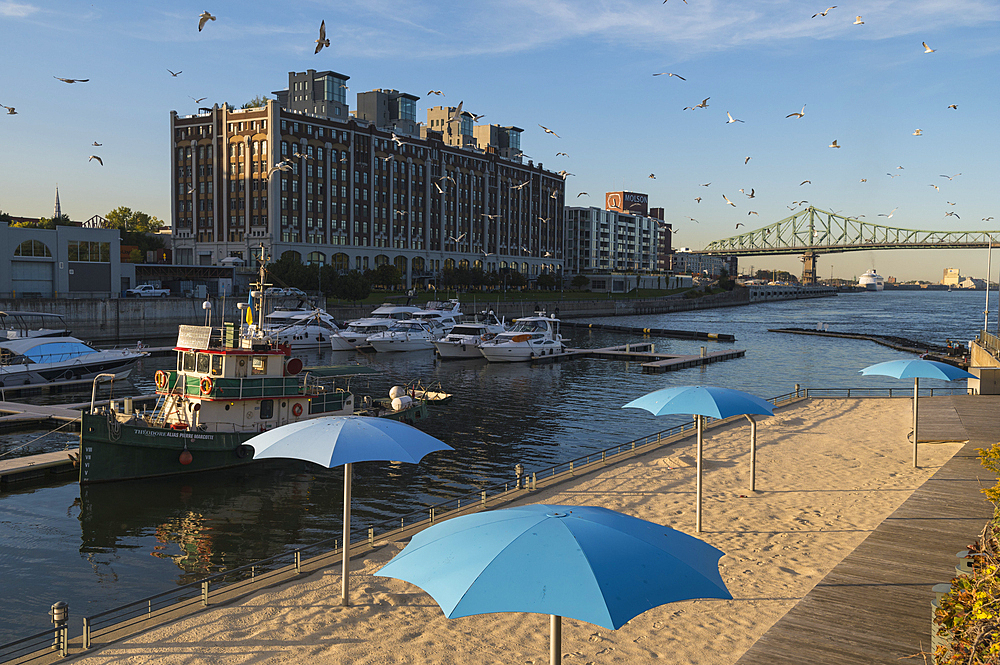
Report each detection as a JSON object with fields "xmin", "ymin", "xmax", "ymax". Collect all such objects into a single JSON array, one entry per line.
[
  {"xmin": 50, "ymin": 601, "xmax": 68, "ymax": 654},
  {"xmin": 515, "ymin": 463, "xmax": 524, "ymax": 489}
]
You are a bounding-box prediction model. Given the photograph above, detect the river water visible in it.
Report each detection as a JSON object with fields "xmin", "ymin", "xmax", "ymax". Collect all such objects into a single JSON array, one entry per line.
[{"xmin": 0, "ymin": 289, "xmax": 989, "ymax": 642}]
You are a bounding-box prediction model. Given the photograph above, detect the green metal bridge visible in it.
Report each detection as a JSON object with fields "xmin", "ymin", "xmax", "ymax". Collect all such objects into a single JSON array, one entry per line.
[{"xmin": 696, "ymin": 206, "xmax": 996, "ymax": 283}]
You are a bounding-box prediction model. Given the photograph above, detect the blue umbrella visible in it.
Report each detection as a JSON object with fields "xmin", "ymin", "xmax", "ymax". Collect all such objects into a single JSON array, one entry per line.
[
  {"xmin": 623, "ymin": 386, "xmax": 774, "ymax": 532},
  {"xmin": 247, "ymin": 416, "xmax": 452, "ymax": 606},
  {"xmin": 860, "ymin": 359, "xmax": 974, "ymax": 467},
  {"xmin": 376, "ymin": 504, "xmax": 731, "ymax": 665}
]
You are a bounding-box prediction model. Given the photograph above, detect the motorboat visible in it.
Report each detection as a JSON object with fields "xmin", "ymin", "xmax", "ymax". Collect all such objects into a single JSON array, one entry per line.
[
  {"xmin": 0, "ymin": 336, "xmax": 146, "ymax": 387},
  {"xmin": 329, "ymin": 301, "xmax": 423, "ymax": 350},
  {"xmin": 858, "ymin": 269, "xmax": 885, "ymax": 291},
  {"xmin": 479, "ymin": 315, "xmax": 565, "ymax": 363},
  {"xmin": 262, "ymin": 308, "xmax": 341, "ymax": 350},
  {"xmin": 409, "ymin": 299, "xmax": 463, "ymax": 333},
  {"xmin": 0, "ymin": 311, "xmax": 71, "ymax": 339},
  {"xmin": 433, "ymin": 311, "xmax": 508, "ymax": 359},
  {"xmin": 367, "ymin": 319, "xmax": 447, "ymax": 352},
  {"xmin": 78, "ymin": 260, "xmax": 429, "ymax": 484}
]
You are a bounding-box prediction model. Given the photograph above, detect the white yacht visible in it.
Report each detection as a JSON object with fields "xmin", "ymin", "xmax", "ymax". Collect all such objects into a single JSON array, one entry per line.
[
  {"xmin": 479, "ymin": 315, "xmax": 566, "ymax": 363},
  {"xmin": 262, "ymin": 308, "xmax": 341, "ymax": 350},
  {"xmin": 330, "ymin": 301, "xmax": 423, "ymax": 350},
  {"xmin": 0, "ymin": 336, "xmax": 147, "ymax": 387},
  {"xmin": 858, "ymin": 269, "xmax": 885, "ymax": 291},
  {"xmin": 368, "ymin": 319, "xmax": 447, "ymax": 353},
  {"xmin": 433, "ymin": 311, "xmax": 508, "ymax": 359},
  {"xmin": 0, "ymin": 311, "xmax": 71, "ymax": 339},
  {"xmin": 410, "ymin": 299, "xmax": 463, "ymax": 333}
]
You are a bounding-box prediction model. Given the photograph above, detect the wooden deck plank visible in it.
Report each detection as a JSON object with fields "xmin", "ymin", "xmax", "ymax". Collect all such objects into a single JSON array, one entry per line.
[{"xmin": 735, "ymin": 395, "xmax": 998, "ymax": 665}]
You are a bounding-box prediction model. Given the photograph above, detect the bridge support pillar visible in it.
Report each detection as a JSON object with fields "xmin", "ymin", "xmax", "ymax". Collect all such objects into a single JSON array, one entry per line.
[{"xmin": 800, "ymin": 251, "xmax": 818, "ymax": 285}]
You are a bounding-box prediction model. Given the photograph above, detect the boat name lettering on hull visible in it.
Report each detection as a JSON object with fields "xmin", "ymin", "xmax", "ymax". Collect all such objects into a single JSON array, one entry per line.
[{"xmin": 134, "ymin": 429, "xmax": 216, "ymax": 441}]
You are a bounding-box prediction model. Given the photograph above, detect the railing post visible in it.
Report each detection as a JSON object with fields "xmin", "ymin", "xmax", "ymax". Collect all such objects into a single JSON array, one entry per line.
[
  {"xmin": 201, "ymin": 581, "xmax": 209, "ymax": 607},
  {"xmin": 83, "ymin": 617, "xmax": 90, "ymax": 650},
  {"xmin": 481, "ymin": 490, "xmax": 487, "ymax": 508},
  {"xmin": 369, "ymin": 527, "xmax": 374, "ymax": 547},
  {"xmin": 569, "ymin": 461, "xmax": 574, "ymax": 475},
  {"xmin": 60, "ymin": 625, "xmax": 68, "ymax": 657},
  {"xmin": 531, "ymin": 472, "xmax": 536, "ymax": 490},
  {"xmin": 295, "ymin": 550, "xmax": 301, "ymax": 574}
]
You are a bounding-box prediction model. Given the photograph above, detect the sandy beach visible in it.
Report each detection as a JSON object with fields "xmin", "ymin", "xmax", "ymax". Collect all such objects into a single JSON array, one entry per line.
[{"xmin": 71, "ymin": 398, "xmax": 963, "ymax": 665}]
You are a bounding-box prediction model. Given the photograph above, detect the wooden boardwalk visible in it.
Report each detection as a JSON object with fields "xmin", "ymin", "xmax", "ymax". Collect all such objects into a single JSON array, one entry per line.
[
  {"xmin": 735, "ymin": 395, "xmax": 998, "ymax": 665},
  {"xmin": 532, "ymin": 344, "xmax": 746, "ymax": 372}
]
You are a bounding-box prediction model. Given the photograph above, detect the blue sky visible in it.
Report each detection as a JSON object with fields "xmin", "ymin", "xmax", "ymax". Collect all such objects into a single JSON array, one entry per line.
[{"xmin": 1, "ymin": 0, "xmax": 997, "ymax": 282}]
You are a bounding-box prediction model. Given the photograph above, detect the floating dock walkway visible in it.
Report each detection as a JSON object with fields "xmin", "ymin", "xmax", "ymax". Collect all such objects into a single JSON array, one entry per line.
[
  {"xmin": 532, "ymin": 343, "xmax": 746, "ymax": 373},
  {"xmin": 560, "ymin": 321, "xmax": 735, "ymax": 341}
]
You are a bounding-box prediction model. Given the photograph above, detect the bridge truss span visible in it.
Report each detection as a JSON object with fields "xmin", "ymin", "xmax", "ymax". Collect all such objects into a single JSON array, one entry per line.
[{"xmin": 697, "ymin": 207, "xmax": 997, "ymax": 283}]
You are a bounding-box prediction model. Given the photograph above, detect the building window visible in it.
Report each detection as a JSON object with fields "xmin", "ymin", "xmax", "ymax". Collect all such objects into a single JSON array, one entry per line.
[{"xmin": 14, "ymin": 239, "xmax": 53, "ymax": 258}]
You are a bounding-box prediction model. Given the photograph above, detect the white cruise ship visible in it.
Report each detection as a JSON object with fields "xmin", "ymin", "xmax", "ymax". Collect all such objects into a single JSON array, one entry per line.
[{"xmin": 858, "ymin": 269, "xmax": 885, "ymax": 291}]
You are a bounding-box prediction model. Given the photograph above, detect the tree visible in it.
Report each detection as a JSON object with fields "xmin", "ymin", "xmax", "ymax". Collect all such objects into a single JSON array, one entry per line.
[
  {"xmin": 242, "ymin": 95, "xmax": 270, "ymax": 109},
  {"xmin": 128, "ymin": 249, "xmax": 144, "ymax": 263},
  {"xmin": 718, "ymin": 268, "xmax": 732, "ymax": 291},
  {"xmin": 105, "ymin": 207, "xmax": 164, "ymax": 233},
  {"xmin": 12, "ymin": 214, "xmax": 73, "ymax": 229},
  {"xmin": 336, "ymin": 271, "xmax": 371, "ymax": 302},
  {"xmin": 571, "ymin": 274, "xmax": 590, "ymax": 290},
  {"xmin": 0, "ymin": 211, "xmax": 10, "ymax": 224},
  {"xmin": 367, "ymin": 264, "xmax": 402, "ymax": 289},
  {"xmin": 536, "ymin": 273, "xmax": 556, "ymax": 290}
]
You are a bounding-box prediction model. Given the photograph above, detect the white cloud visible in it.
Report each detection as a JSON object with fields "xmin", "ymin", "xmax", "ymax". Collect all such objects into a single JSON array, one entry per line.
[
  {"xmin": 319, "ymin": 0, "xmax": 1000, "ymax": 59},
  {"xmin": 0, "ymin": 1, "xmax": 39, "ymax": 17}
]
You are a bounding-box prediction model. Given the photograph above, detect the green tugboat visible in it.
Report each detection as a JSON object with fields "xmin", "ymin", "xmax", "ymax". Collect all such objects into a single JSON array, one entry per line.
[{"xmin": 79, "ymin": 267, "xmax": 428, "ymax": 484}]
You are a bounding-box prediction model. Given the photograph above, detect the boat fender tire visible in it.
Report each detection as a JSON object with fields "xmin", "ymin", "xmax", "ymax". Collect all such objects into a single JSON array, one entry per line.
[
  {"xmin": 155, "ymin": 370, "xmax": 168, "ymax": 389},
  {"xmin": 292, "ymin": 403, "xmax": 303, "ymax": 416},
  {"xmin": 235, "ymin": 445, "xmax": 253, "ymax": 459},
  {"xmin": 200, "ymin": 377, "xmax": 213, "ymax": 394},
  {"xmin": 529, "ymin": 352, "xmax": 535, "ymax": 359}
]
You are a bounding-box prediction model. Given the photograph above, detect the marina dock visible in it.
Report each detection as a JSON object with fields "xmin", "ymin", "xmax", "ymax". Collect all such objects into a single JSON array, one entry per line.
[
  {"xmin": 532, "ymin": 343, "xmax": 746, "ymax": 372},
  {"xmin": 560, "ymin": 320, "xmax": 736, "ymax": 341}
]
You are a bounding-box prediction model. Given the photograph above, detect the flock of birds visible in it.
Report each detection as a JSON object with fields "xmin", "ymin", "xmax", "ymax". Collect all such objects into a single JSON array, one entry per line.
[{"xmin": 4, "ymin": 6, "xmax": 989, "ymax": 246}]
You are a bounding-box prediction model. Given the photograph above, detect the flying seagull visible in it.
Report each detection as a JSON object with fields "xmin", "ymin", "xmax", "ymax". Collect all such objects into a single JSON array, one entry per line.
[
  {"xmin": 555, "ymin": 152, "xmax": 568, "ymax": 156},
  {"xmin": 88, "ymin": 155, "xmax": 103, "ymax": 165},
  {"xmin": 829, "ymin": 139, "xmax": 840, "ymax": 148},
  {"xmin": 913, "ymin": 129, "xmax": 923, "ymax": 136},
  {"xmin": 480, "ymin": 250, "xmax": 494, "ymax": 257},
  {"xmin": 433, "ymin": 181, "xmax": 443, "ymax": 194},
  {"xmin": 745, "ymin": 156, "xmax": 751, "ymax": 164},
  {"xmin": 860, "ymin": 178, "xmax": 867, "ymax": 182},
  {"xmin": 945, "ymin": 211, "xmax": 960, "ymax": 218},
  {"xmin": 198, "ymin": 11, "xmax": 216, "ymax": 31},
  {"xmin": 929, "ymin": 184, "xmax": 939, "ymax": 190},
  {"xmin": 557, "ymin": 170, "xmax": 574, "ymax": 178},
  {"xmin": 723, "ymin": 194, "xmax": 737, "ymax": 207},
  {"xmin": 923, "ymin": 41, "xmax": 935, "ymax": 53},
  {"xmin": 800, "ymin": 180, "xmax": 811, "ymax": 185},
  {"xmin": 54, "ymin": 77, "xmax": 88, "ymax": 83},
  {"xmin": 648, "ymin": 173, "xmax": 656, "ymax": 179},
  {"xmin": 167, "ymin": 69, "xmax": 182, "ymax": 77},
  {"xmin": 266, "ymin": 161, "xmax": 292, "ymax": 178},
  {"xmin": 887, "ymin": 172, "xmax": 901, "ymax": 178},
  {"xmin": 948, "ymin": 104, "xmax": 958, "ymax": 109},
  {"xmin": 700, "ymin": 182, "xmax": 711, "ymax": 186},
  {"xmin": 292, "ymin": 151, "xmax": 313, "ymax": 160},
  {"xmin": 315, "ymin": 20, "xmax": 330, "ymax": 54},
  {"xmin": 190, "ymin": 96, "xmax": 207, "ymax": 103},
  {"xmin": 786, "ymin": 104, "xmax": 806, "ymax": 118},
  {"xmin": 391, "ymin": 133, "xmax": 406, "ymax": 147},
  {"xmin": 685, "ymin": 217, "xmax": 699, "ymax": 223},
  {"xmin": 653, "ymin": 72, "xmax": 686, "ymax": 80},
  {"xmin": 92, "ymin": 141, "xmax": 101, "ymax": 146},
  {"xmin": 941, "ymin": 173, "xmax": 962, "ymax": 180},
  {"xmin": 1, "ymin": 104, "xmax": 16, "ymax": 115},
  {"xmin": 983, "ymin": 217, "xmax": 995, "ymax": 222},
  {"xmin": 538, "ymin": 124, "xmax": 560, "ymax": 137},
  {"xmin": 510, "ymin": 180, "xmax": 530, "ymax": 190},
  {"xmin": 683, "ymin": 97, "xmax": 709, "ymax": 110},
  {"xmin": 878, "ymin": 207, "xmax": 898, "ymax": 218},
  {"xmin": 694, "ymin": 197, "xmax": 702, "ymax": 203},
  {"xmin": 735, "ymin": 223, "xmax": 745, "ymax": 228},
  {"xmin": 812, "ymin": 6, "xmax": 836, "ymax": 17},
  {"xmin": 449, "ymin": 233, "xmax": 466, "ymax": 243},
  {"xmin": 577, "ymin": 192, "xmax": 589, "ymax": 197},
  {"xmin": 427, "ymin": 90, "xmax": 443, "ymax": 96},
  {"xmin": 747, "ymin": 211, "xmax": 758, "ymax": 216},
  {"xmin": 853, "ymin": 16, "xmax": 864, "ymax": 24},
  {"xmin": 726, "ymin": 111, "xmax": 744, "ymax": 123},
  {"xmin": 550, "ymin": 191, "xmax": 559, "ymax": 199}
]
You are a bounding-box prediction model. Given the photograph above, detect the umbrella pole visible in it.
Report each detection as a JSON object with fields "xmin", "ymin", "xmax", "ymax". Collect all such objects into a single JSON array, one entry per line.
[
  {"xmin": 550, "ymin": 615, "xmax": 561, "ymax": 665},
  {"xmin": 696, "ymin": 415, "xmax": 703, "ymax": 533},
  {"xmin": 912, "ymin": 378, "xmax": 919, "ymax": 468},
  {"xmin": 745, "ymin": 415, "xmax": 757, "ymax": 492},
  {"xmin": 341, "ymin": 462, "xmax": 353, "ymax": 607}
]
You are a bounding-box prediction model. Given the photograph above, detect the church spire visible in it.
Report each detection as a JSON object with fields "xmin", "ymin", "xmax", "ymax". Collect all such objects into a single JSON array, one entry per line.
[{"xmin": 53, "ymin": 186, "xmax": 61, "ymax": 219}]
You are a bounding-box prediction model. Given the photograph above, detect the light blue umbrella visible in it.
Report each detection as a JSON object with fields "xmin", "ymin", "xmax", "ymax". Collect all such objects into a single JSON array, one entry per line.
[
  {"xmin": 247, "ymin": 416, "xmax": 452, "ymax": 606},
  {"xmin": 860, "ymin": 359, "xmax": 974, "ymax": 467},
  {"xmin": 376, "ymin": 504, "xmax": 731, "ymax": 665},
  {"xmin": 623, "ymin": 386, "xmax": 774, "ymax": 532}
]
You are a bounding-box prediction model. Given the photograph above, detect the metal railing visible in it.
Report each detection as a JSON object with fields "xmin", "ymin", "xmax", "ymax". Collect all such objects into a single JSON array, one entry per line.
[
  {"xmin": 0, "ymin": 385, "xmax": 973, "ymax": 662},
  {"xmin": 976, "ymin": 330, "xmax": 1000, "ymax": 359}
]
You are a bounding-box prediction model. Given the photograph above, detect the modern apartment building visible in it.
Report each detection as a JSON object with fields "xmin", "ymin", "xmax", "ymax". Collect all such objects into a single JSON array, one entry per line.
[
  {"xmin": 168, "ymin": 70, "xmax": 565, "ymax": 286},
  {"xmin": 563, "ymin": 198, "xmax": 662, "ymax": 274}
]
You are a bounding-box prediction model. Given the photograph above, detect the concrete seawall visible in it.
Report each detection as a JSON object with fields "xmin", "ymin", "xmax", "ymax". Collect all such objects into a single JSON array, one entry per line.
[{"xmin": 2, "ymin": 286, "xmax": 833, "ymax": 344}]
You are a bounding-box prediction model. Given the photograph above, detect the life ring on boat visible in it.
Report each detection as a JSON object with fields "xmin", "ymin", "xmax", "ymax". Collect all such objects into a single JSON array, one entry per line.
[
  {"xmin": 291, "ymin": 403, "xmax": 303, "ymax": 416},
  {"xmin": 155, "ymin": 370, "xmax": 168, "ymax": 389},
  {"xmin": 171, "ymin": 422, "xmax": 188, "ymax": 431},
  {"xmin": 200, "ymin": 377, "xmax": 214, "ymax": 394}
]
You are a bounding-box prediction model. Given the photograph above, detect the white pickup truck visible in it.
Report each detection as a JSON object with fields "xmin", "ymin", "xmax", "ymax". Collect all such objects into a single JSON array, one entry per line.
[{"xmin": 125, "ymin": 284, "xmax": 170, "ymax": 297}]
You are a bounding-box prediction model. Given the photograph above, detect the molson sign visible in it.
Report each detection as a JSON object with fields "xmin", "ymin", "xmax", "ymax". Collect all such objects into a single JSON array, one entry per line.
[{"xmin": 605, "ymin": 191, "xmax": 648, "ymax": 216}]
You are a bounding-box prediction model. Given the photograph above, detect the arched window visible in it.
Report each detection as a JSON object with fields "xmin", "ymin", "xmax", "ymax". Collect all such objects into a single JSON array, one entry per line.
[
  {"xmin": 393, "ymin": 255, "xmax": 407, "ymax": 275},
  {"xmin": 521, "ymin": 262, "xmax": 528, "ymax": 273},
  {"xmin": 411, "ymin": 256, "xmax": 425, "ymax": 272},
  {"xmin": 443, "ymin": 258, "xmax": 455, "ymax": 270},
  {"xmin": 14, "ymin": 240, "xmax": 52, "ymax": 258},
  {"xmin": 280, "ymin": 250, "xmax": 301, "ymax": 262},
  {"xmin": 306, "ymin": 251, "xmax": 325, "ymax": 266},
  {"xmin": 473, "ymin": 259, "xmax": 483, "ymax": 270},
  {"xmin": 458, "ymin": 259, "xmax": 469, "ymax": 270},
  {"xmin": 374, "ymin": 254, "xmax": 389, "ymax": 267},
  {"xmin": 331, "ymin": 253, "xmax": 349, "ymax": 272}
]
